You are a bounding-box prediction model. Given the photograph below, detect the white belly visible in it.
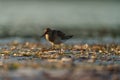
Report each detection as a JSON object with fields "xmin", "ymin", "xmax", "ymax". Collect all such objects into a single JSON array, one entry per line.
[{"xmin": 45, "ymin": 34, "xmax": 50, "ymax": 41}]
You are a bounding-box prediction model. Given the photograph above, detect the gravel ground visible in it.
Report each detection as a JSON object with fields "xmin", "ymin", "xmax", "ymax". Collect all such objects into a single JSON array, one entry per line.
[{"xmin": 0, "ymin": 37, "xmax": 120, "ymax": 80}]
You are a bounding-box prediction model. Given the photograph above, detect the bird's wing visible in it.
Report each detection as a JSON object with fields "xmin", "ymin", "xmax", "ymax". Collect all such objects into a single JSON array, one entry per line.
[{"xmin": 57, "ymin": 30, "xmax": 66, "ymax": 37}]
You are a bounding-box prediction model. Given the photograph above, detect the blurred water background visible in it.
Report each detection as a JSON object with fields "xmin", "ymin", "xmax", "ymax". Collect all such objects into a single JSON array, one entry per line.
[{"xmin": 0, "ymin": 0, "xmax": 120, "ymax": 39}]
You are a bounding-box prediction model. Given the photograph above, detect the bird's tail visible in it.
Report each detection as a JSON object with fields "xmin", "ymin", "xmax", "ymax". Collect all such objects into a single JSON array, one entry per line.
[{"xmin": 62, "ymin": 35, "xmax": 73, "ymax": 40}]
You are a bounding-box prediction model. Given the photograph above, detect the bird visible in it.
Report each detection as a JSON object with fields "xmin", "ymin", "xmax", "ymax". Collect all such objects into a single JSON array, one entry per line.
[{"xmin": 41, "ymin": 28, "xmax": 73, "ymax": 49}]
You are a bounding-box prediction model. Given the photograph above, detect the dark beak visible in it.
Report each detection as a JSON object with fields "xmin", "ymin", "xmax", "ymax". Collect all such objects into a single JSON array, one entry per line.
[
  {"xmin": 41, "ymin": 33, "xmax": 45, "ymax": 38},
  {"xmin": 41, "ymin": 31, "xmax": 47, "ymax": 38}
]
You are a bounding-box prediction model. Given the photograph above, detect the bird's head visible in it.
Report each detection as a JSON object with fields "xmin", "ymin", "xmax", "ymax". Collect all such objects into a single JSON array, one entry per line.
[
  {"xmin": 44, "ymin": 28, "xmax": 51, "ymax": 33},
  {"xmin": 41, "ymin": 28, "xmax": 52, "ymax": 38}
]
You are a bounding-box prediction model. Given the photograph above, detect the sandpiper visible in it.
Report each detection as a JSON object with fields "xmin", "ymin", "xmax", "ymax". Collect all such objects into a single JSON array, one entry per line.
[{"xmin": 41, "ymin": 28, "xmax": 73, "ymax": 49}]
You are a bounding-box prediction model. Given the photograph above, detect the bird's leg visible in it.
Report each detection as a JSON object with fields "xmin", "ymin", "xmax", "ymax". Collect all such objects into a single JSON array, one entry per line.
[
  {"xmin": 51, "ymin": 43, "xmax": 55, "ymax": 50},
  {"xmin": 59, "ymin": 44, "xmax": 64, "ymax": 54},
  {"xmin": 59, "ymin": 45, "xmax": 62, "ymax": 54}
]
